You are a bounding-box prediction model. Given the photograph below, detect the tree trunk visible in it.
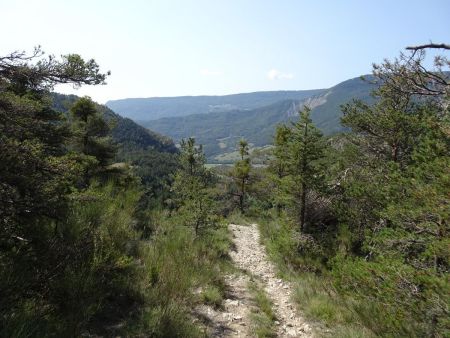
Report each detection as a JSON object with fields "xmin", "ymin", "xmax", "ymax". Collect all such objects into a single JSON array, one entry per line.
[
  {"xmin": 195, "ymin": 220, "xmax": 199, "ymax": 236},
  {"xmin": 391, "ymin": 143, "xmax": 399, "ymax": 162},
  {"xmin": 299, "ymin": 120, "xmax": 309, "ymax": 232},
  {"xmin": 239, "ymin": 177, "xmax": 245, "ymax": 212},
  {"xmin": 276, "ymin": 203, "xmax": 282, "ymax": 217},
  {"xmin": 300, "ymin": 181, "xmax": 306, "ymax": 232}
]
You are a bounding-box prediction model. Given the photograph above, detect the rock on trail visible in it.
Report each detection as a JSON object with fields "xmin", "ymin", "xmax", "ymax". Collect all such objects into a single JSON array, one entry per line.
[{"xmin": 195, "ymin": 273, "xmax": 253, "ymax": 337}]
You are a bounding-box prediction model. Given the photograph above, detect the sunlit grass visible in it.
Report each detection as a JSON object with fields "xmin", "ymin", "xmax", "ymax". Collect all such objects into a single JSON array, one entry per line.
[{"xmin": 257, "ymin": 216, "xmax": 376, "ymax": 337}]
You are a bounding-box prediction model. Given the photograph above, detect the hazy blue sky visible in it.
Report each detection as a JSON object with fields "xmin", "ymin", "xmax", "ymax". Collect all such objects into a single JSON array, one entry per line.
[{"xmin": 1, "ymin": 0, "xmax": 449, "ymax": 102}]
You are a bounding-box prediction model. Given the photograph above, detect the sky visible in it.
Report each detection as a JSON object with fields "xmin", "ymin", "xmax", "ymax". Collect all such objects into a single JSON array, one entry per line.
[{"xmin": 1, "ymin": 0, "xmax": 449, "ymax": 103}]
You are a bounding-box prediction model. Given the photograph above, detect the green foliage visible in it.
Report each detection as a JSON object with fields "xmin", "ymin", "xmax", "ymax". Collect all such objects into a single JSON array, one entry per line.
[
  {"xmin": 1, "ymin": 48, "xmax": 185, "ymax": 337},
  {"xmin": 137, "ymin": 303, "xmax": 202, "ymax": 338},
  {"xmin": 51, "ymin": 92, "xmax": 179, "ymax": 216},
  {"xmin": 201, "ymin": 286, "xmax": 223, "ymax": 308},
  {"xmin": 51, "ymin": 92, "xmax": 178, "ymax": 155},
  {"xmin": 126, "ymin": 149, "xmax": 178, "ymax": 210},
  {"xmin": 55, "ymin": 182, "xmax": 144, "ymax": 333},
  {"xmin": 248, "ymin": 280, "xmax": 277, "ymax": 321},
  {"xmin": 330, "ymin": 51, "xmax": 448, "ymax": 335},
  {"xmin": 3, "ymin": 43, "xmax": 448, "ymax": 337},
  {"xmin": 1, "ymin": 178, "xmax": 147, "ymax": 337},
  {"xmin": 144, "ymin": 100, "xmax": 302, "ymax": 158},
  {"xmin": 0, "ymin": 47, "xmax": 108, "ymax": 93},
  {"xmin": 1, "ymin": 50, "xmax": 109, "ymax": 295},
  {"xmin": 289, "ymin": 108, "xmax": 328, "ymax": 230},
  {"xmin": 258, "ymin": 217, "xmax": 373, "ymax": 336},
  {"xmin": 330, "ymin": 254, "xmax": 450, "ymax": 336}
]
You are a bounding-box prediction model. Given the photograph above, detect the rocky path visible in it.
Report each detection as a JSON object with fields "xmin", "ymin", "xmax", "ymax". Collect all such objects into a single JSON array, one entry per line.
[
  {"xmin": 229, "ymin": 223, "xmax": 313, "ymax": 337},
  {"xmin": 197, "ymin": 223, "xmax": 314, "ymax": 337}
]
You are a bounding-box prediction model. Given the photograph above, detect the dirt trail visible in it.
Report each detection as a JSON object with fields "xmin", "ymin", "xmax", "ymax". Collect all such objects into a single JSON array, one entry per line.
[
  {"xmin": 196, "ymin": 223, "xmax": 314, "ymax": 337},
  {"xmin": 229, "ymin": 223, "xmax": 313, "ymax": 337}
]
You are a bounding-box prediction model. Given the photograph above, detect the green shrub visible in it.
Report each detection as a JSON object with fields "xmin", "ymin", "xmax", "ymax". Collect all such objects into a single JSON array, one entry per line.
[
  {"xmin": 258, "ymin": 218, "xmax": 373, "ymax": 337},
  {"xmin": 137, "ymin": 302, "xmax": 202, "ymax": 338},
  {"xmin": 331, "ymin": 255, "xmax": 450, "ymax": 337},
  {"xmin": 129, "ymin": 217, "xmax": 232, "ymax": 337}
]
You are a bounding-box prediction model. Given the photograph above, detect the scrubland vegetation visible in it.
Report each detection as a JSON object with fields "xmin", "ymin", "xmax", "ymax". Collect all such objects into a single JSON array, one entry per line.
[
  {"xmin": 1, "ymin": 44, "xmax": 448, "ymax": 337},
  {"xmin": 0, "ymin": 48, "xmax": 231, "ymax": 337},
  {"xmin": 244, "ymin": 46, "xmax": 450, "ymax": 337}
]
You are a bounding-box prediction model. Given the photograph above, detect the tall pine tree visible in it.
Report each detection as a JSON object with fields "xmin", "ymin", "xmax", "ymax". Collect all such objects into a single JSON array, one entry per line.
[
  {"xmin": 232, "ymin": 139, "xmax": 251, "ymax": 212},
  {"xmin": 172, "ymin": 138, "xmax": 214, "ymax": 235},
  {"xmin": 272, "ymin": 107, "xmax": 326, "ymax": 232}
]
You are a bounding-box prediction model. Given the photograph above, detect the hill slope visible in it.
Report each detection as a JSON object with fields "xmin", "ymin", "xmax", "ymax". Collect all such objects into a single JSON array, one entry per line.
[
  {"xmin": 310, "ymin": 75, "xmax": 376, "ymax": 134},
  {"xmin": 52, "ymin": 93, "xmax": 177, "ymax": 154},
  {"xmin": 52, "ymin": 93, "xmax": 179, "ymax": 207},
  {"xmin": 144, "ymin": 99, "xmax": 299, "ymax": 157},
  {"xmin": 139, "ymin": 76, "xmax": 377, "ymax": 158}
]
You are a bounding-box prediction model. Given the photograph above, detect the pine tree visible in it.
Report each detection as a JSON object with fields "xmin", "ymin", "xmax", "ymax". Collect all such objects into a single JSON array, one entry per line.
[
  {"xmin": 270, "ymin": 125, "xmax": 292, "ymax": 215},
  {"xmin": 330, "ymin": 47, "xmax": 450, "ymax": 335},
  {"xmin": 0, "ymin": 48, "xmax": 122, "ymax": 335},
  {"xmin": 70, "ymin": 96, "xmax": 116, "ymax": 169},
  {"xmin": 232, "ymin": 139, "xmax": 251, "ymax": 212},
  {"xmin": 172, "ymin": 138, "xmax": 214, "ymax": 235},
  {"xmin": 278, "ymin": 107, "xmax": 326, "ymax": 232}
]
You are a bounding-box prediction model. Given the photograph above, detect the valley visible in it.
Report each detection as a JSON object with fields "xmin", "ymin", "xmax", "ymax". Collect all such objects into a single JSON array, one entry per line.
[{"xmin": 106, "ymin": 76, "xmax": 376, "ymax": 160}]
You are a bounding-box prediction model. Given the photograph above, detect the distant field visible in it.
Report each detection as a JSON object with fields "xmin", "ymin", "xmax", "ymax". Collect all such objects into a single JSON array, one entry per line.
[
  {"xmin": 205, "ymin": 163, "xmax": 231, "ymax": 168},
  {"xmin": 211, "ymin": 145, "xmax": 273, "ymax": 164}
]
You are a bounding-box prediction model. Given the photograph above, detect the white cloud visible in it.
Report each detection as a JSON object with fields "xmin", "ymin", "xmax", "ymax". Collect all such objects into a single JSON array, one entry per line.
[
  {"xmin": 267, "ymin": 69, "xmax": 294, "ymax": 80},
  {"xmin": 200, "ymin": 69, "xmax": 223, "ymax": 76}
]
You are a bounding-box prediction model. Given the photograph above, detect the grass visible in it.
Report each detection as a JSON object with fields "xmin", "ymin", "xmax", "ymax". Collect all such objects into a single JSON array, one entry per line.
[
  {"xmin": 289, "ymin": 273, "xmax": 375, "ymax": 337},
  {"xmin": 256, "ymin": 216, "xmax": 376, "ymax": 338},
  {"xmin": 201, "ymin": 286, "xmax": 223, "ymax": 308},
  {"xmin": 126, "ymin": 212, "xmax": 233, "ymax": 337},
  {"xmin": 248, "ymin": 279, "xmax": 277, "ymax": 338},
  {"xmin": 212, "ymin": 144, "xmax": 274, "ymax": 164},
  {"xmin": 226, "ymin": 210, "xmax": 253, "ymax": 225}
]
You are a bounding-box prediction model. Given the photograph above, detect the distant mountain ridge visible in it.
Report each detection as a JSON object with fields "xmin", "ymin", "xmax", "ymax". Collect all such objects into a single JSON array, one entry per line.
[{"xmin": 106, "ymin": 89, "xmax": 326, "ymax": 121}]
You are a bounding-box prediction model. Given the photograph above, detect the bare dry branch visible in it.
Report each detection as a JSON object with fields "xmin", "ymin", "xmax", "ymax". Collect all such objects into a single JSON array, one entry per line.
[{"xmin": 406, "ymin": 43, "xmax": 450, "ymax": 51}]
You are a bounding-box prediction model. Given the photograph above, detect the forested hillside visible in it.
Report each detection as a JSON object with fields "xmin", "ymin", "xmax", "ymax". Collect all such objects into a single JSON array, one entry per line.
[
  {"xmin": 0, "ymin": 49, "xmax": 224, "ymax": 337},
  {"xmin": 144, "ymin": 99, "xmax": 299, "ymax": 157},
  {"xmin": 51, "ymin": 93, "xmax": 180, "ymax": 208},
  {"xmin": 51, "ymin": 93, "xmax": 177, "ymax": 154}
]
